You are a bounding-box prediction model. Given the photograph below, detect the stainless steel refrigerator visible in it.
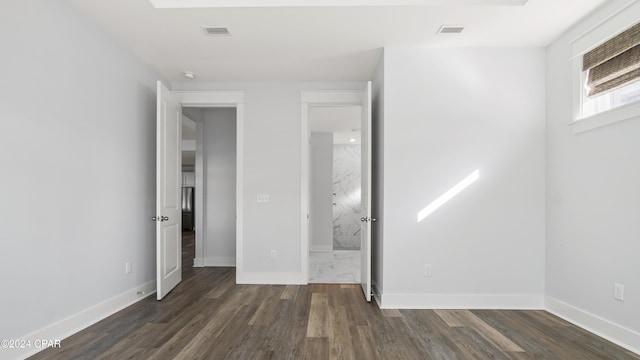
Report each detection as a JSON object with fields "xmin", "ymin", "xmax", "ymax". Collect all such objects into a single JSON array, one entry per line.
[{"xmin": 181, "ymin": 187, "xmax": 194, "ymax": 231}]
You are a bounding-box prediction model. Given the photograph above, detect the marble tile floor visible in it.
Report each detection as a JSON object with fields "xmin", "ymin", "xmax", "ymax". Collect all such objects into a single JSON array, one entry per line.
[{"xmin": 309, "ymin": 250, "xmax": 360, "ymax": 284}]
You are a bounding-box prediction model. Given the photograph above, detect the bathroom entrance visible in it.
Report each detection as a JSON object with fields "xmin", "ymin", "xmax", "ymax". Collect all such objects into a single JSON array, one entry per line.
[{"xmin": 308, "ymin": 105, "xmax": 362, "ymax": 283}]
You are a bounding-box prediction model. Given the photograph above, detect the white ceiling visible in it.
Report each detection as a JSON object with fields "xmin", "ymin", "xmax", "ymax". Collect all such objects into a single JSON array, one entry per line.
[{"xmin": 66, "ymin": 0, "xmax": 607, "ymax": 82}]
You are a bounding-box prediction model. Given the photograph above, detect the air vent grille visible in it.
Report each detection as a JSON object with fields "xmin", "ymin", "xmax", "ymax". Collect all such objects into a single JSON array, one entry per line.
[
  {"xmin": 438, "ymin": 25, "xmax": 464, "ymax": 34},
  {"xmin": 203, "ymin": 26, "xmax": 230, "ymax": 36}
]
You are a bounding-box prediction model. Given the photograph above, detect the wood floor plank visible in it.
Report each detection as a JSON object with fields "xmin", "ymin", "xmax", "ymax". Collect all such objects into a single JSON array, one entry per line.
[
  {"xmin": 455, "ymin": 309, "xmax": 524, "ymax": 352},
  {"xmin": 452, "ymin": 327, "xmax": 511, "ymax": 360},
  {"xmin": 171, "ymin": 299, "xmax": 247, "ymax": 359},
  {"xmin": 434, "ymin": 309, "xmax": 469, "ymax": 327},
  {"xmin": 28, "ymin": 331, "xmax": 109, "ymax": 360},
  {"xmin": 280, "ymin": 284, "xmax": 299, "ymax": 300},
  {"xmin": 249, "ymin": 286, "xmax": 285, "ymax": 325},
  {"xmin": 95, "ymin": 323, "xmax": 165, "ymax": 360},
  {"xmin": 200, "ymin": 303, "xmax": 258, "ymax": 359},
  {"xmin": 401, "ymin": 310, "xmax": 463, "ymax": 360},
  {"xmin": 306, "ymin": 292, "xmax": 330, "ymax": 338},
  {"xmin": 327, "ymin": 305, "xmax": 356, "ymax": 360},
  {"xmin": 381, "ymin": 309, "xmax": 403, "ymax": 318},
  {"xmin": 343, "ymin": 286, "xmax": 369, "ymax": 327},
  {"xmin": 145, "ymin": 299, "xmax": 222, "ymax": 359},
  {"xmin": 204, "ymin": 269, "xmax": 235, "ymax": 299},
  {"xmin": 303, "ymin": 337, "xmax": 329, "ymax": 360},
  {"xmin": 351, "ymin": 325, "xmax": 381, "ymax": 360},
  {"xmin": 28, "ymin": 266, "xmax": 640, "ymax": 360}
]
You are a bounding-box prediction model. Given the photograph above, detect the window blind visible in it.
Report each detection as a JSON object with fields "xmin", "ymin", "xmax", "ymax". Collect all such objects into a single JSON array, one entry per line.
[{"xmin": 583, "ymin": 22, "xmax": 640, "ymax": 97}]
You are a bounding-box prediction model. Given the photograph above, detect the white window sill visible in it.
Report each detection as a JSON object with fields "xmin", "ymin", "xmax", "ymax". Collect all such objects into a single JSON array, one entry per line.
[{"xmin": 571, "ymin": 101, "xmax": 640, "ymax": 134}]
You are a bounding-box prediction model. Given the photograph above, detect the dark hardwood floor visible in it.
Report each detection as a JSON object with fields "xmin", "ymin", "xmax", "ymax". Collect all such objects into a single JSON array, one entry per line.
[
  {"xmin": 182, "ymin": 230, "xmax": 195, "ymax": 278},
  {"xmin": 29, "ymin": 235, "xmax": 639, "ymax": 359}
]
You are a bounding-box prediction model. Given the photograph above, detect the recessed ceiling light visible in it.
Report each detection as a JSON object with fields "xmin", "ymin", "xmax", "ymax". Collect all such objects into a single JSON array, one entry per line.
[
  {"xmin": 349, "ymin": 138, "xmax": 356, "ymax": 142},
  {"xmin": 183, "ymin": 71, "xmax": 196, "ymax": 79},
  {"xmin": 437, "ymin": 25, "xmax": 465, "ymax": 34}
]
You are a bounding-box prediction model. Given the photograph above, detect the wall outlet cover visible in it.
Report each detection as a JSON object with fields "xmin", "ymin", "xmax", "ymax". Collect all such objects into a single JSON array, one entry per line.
[
  {"xmin": 424, "ymin": 264, "xmax": 432, "ymax": 277},
  {"xmin": 614, "ymin": 283, "xmax": 624, "ymax": 301}
]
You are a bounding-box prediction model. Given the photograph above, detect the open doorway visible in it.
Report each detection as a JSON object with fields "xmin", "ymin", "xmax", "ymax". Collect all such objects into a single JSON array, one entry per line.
[
  {"xmin": 308, "ymin": 105, "xmax": 362, "ymax": 283},
  {"xmin": 181, "ymin": 115, "xmax": 197, "ymax": 278},
  {"xmin": 183, "ymin": 107, "xmax": 237, "ymax": 269},
  {"xmin": 300, "ymin": 85, "xmax": 372, "ymax": 300},
  {"xmin": 155, "ymin": 85, "xmax": 244, "ymax": 299}
]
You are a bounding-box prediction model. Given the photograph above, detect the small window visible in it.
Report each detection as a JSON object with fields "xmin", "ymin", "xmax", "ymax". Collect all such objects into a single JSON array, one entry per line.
[
  {"xmin": 570, "ymin": 3, "xmax": 640, "ymax": 134},
  {"xmin": 582, "ymin": 79, "xmax": 640, "ymax": 118},
  {"xmin": 581, "ymin": 22, "xmax": 640, "ymax": 118}
]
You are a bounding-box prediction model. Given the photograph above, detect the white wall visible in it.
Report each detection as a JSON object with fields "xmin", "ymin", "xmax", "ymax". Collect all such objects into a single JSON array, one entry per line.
[
  {"xmin": 172, "ymin": 82, "xmax": 364, "ymax": 282},
  {"xmin": 202, "ymin": 108, "xmax": 237, "ymax": 266},
  {"xmin": 371, "ymin": 52, "xmax": 385, "ymax": 298},
  {"xmin": 380, "ymin": 47, "xmax": 546, "ymax": 308},
  {"xmin": 310, "ymin": 132, "xmax": 334, "ymax": 252},
  {"xmin": 545, "ymin": 0, "xmax": 640, "ymax": 350},
  {"xmin": 0, "ymin": 0, "xmax": 160, "ymax": 350}
]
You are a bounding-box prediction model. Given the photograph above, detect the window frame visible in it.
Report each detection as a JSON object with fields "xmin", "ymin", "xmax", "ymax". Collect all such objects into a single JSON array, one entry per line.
[{"xmin": 570, "ymin": 1, "xmax": 640, "ymax": 134}]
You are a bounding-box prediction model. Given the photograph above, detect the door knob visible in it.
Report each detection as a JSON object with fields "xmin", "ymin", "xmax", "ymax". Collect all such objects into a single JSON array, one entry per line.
[
  {"xmin": 361, "ymin": 217, "xmax": 367, "ymax": 222},
  {"xmin": 152, "ymin": 216, "xmax": 158, "ymax": 221},
  {"xmin": 371, "ymin": 218, "xmax": 377, "ymax": 222},
  {"xmin": 161, "ymin": 216, "xmax": 169, "ymax": 221}
]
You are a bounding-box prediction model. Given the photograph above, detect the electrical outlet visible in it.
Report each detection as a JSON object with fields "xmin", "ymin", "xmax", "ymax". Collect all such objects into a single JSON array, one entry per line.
[
  {"xmin": 125, "ymin": 261, "xmax": 132, "ymax": 274},
  {"xmin": 614, "ymin": 283, "xmax": 625, "ymax": 301},
  {"xmin": 270, "ymin": 250, "xmax": 277, "ymax": 260},
  {"xmin": 424, "ymin": 264, "xmax": 432, "ymax": 277}
]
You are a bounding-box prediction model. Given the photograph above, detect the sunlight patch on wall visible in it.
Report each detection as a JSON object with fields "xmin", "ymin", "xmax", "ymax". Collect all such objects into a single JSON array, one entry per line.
[{"xmin": 417, "ymin": 169, "xmax": 479, "ymax": 222}]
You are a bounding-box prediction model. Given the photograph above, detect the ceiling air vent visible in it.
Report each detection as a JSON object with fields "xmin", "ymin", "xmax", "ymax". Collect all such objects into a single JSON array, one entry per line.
[
  {"xmin": 437, "ymin": 25, "xmax": 464, "ymax": 34},
  {"xmin": 202, "ymin": 26, "xmax": 231, "ymax": 36}
]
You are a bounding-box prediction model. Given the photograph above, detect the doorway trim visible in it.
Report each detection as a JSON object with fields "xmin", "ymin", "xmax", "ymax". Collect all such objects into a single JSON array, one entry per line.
[
  {"xmin": 174, "ymin": 90, "xmax": 245, "ymax": 280},
  {"xmin": 300, "ymin": 90, "xmax": 364, "ymax": 282}
]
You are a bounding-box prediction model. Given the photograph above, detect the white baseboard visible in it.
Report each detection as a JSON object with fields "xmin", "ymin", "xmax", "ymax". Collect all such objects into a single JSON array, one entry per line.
[
  {"xmin": 310, "ymin": 245, "xmax": 332, "ymax": 252},
  {"xmin": 236, "ymin": 271, "xmax": 307, "ymax": 285},
  {"xmin": 379, "ymin": 293, "xmax": 544, "ymax": 310},
  {"xmin": 545, "ymin": 297, "xmax": 640, "ymax": 355},
  {"xmin": 193, "ymin": 257, "xmax": 204, "ymax": 267},
  {"xmin": 193, "ymin": 256, "xmax": 236, "ymax": 267},
  {"xmin": 4, "ymin": 281, "xmax": 156, "ymax": 360}
]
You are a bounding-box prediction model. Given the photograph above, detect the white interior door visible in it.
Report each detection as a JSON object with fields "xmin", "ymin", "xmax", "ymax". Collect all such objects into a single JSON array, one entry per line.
[
  {"xmin": 360, "ymin": 81, "xmax": 372, "ymax": 302},
  {"xmin": 156, "ymin": 81, "xmax": 182, "ymax": 300}
]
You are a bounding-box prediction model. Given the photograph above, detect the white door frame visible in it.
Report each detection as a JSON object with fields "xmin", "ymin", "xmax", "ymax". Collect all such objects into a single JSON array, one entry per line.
[
  {"xmin": 173, "ymin": 90, "xmax": 245, "ymax": 281},
  {"xmin": 300, "ymin": 90, "xmax": 365, "ymax": 282}
]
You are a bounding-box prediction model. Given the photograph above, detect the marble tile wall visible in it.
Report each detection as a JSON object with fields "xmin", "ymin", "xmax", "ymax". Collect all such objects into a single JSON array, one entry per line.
[{"xmin": 333, "ymin": 145, "xmax": 361, "ymax": 250}]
